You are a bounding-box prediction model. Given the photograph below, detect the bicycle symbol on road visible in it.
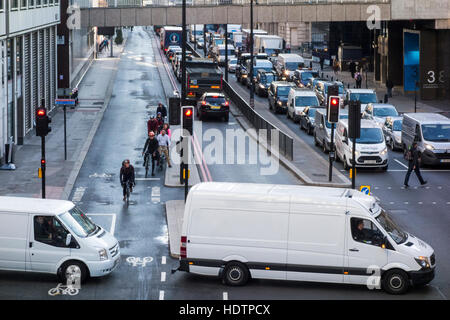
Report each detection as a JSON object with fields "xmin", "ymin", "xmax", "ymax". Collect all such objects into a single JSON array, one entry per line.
[
  {"xmin": 126, "ymin": 256, "xmax": 153, "ymax": 267},
  {"xmin": 48, "ymin": 283, "xmax": 80, "ymax": 296}
]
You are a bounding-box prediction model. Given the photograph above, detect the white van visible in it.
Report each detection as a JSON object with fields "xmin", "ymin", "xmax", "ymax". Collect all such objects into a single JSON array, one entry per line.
[
  {"xmin": 174, "ymin": 182, "xmax": 435, "ymax": 294},
  {"xmin": 275, "ymin": 54, "xmax": 305, "ymax": 80},
  {"xmin": 287, "ymin": 88, "xmax": 320, "ymax": 122},
  {"xmin": 344, "ymin": 88, "xmax": 378, "ymax": 113},
  {"xmin": 335, "ymin": 119, "xmax": 389, "ymax": 170},
  {"xmin": 0, "ymin": 197, "xmax": 120, "ymax": 282},
  {"xmin": 213, "ymin": 44, "xmax": 236, "ymax": 65}
]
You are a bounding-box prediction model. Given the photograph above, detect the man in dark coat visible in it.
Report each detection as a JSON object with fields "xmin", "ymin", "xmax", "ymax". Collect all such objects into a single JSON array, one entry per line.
[
  {"xmin": 120, "ymin": 159, "xmax": 135, "ymax": 201},
  {"xmin": 386, "ymin": 79, "xmax": 394, "ymax": 97},
  {"xmin": 156, "ymin": 103, "xmax": 167, "ymax": 119},
  {"xmin": 349, "ymin": 61, "xmax": 356, "ymax": 79},
  {"xmin": 404, "ymin": 142, "xmax": 427, "ymax": 188},
  {"xmin": 142, "ymin": 131, "xmax": 160, "ymax": 176}
]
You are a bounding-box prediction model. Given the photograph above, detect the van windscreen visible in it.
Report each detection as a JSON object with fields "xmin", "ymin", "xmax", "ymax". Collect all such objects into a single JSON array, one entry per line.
[
  {"xmin": 356, "ymin": 128, "xmax": 384, "ymax": 144},
  {"xmin": 59, "ymin": 207, "xmax": 97, "ymax": 238},
  {"xmin": 421, "ymin": 124, "xmax": 450, "ymax": 142}
]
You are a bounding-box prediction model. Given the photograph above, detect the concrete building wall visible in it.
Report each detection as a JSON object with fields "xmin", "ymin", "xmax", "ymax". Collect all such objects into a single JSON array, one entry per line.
[{"xmin": 278, "ymin": 22, "xmax": 310, "ymax": 49}]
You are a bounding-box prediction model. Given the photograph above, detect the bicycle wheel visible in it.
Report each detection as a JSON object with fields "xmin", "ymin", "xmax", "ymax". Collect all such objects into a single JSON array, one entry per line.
[
  {"xmin": 126, "ymin": 185, "xmax": 130, "ymax": 206},
  {"xmin": 145, "ymin": 157, "xmax": 149, "ymax": 178}
]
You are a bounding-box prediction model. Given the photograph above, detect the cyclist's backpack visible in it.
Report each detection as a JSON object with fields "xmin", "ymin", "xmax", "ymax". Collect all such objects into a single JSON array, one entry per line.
[{"xmin": 405, "ymin": 147, "xmax": 413, "ymax": 161}]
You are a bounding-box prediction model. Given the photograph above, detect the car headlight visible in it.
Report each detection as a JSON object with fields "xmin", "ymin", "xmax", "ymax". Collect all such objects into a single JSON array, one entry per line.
[
  {"xmin": 415, "ymin": 256, "xmax": 430, "ymax": 269},
  {"xmin": 259, "ymin": 84, "xmax": 265, "ymax": 88},
  {"xmin": 380, "ymin": 147, "xmax": 388, "ymax": 155},
  {"xmin": 98, "ymin": 248, "xmax": 108, "ymax": 261},
  {"xmin": 425, "ymin": 144, "xmax": 434, "ymax": 151},
  {"xmin": 242, "ymin": 74, "xmax": 247, "ymax": 78},
  {"xmin": 277, "ymin": 101, "xmax": 282, "ymax": 106}
]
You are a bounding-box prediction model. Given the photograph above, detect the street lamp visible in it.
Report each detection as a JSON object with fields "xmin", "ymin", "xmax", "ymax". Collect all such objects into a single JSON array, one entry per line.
[{"xmin": 249, "ymin": 0, "xmax": 257, "ymax": 109}]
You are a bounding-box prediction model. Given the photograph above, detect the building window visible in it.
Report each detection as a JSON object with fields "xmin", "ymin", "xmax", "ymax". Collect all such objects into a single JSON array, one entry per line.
[
  {"xmin": 21, "ymin": 0, "xmax": 27, "ymax": 8},
  {"xmin": 36, "ymin": 0, "xmax": 40, "ymax": 6},
  {"xmin": 11, "ymin": 0, "xmax": 19, "ymax": 10},
  {"xmin": 29, "ymin": 0, "xmax": 33, "ymax": 7},
  {"xmin": 0, "ymin": 0, "xmax": 4, "ymax": 11},
  {"xmin": 49, "ymin": 0, "xmax": 53, "ymax": 5},
  {"xmin": 42, "ymin": 0, "xmax": 47, "ymax": 5}
]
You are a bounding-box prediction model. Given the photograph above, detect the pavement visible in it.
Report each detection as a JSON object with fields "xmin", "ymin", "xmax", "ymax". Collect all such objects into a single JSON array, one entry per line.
[
  {"xmin": 165, "ymin": 200, "xmax": 184, "ymax": 258},
  {"xmin": 0, "ymin": 31, "xmax": 129, "ymax": 200}
]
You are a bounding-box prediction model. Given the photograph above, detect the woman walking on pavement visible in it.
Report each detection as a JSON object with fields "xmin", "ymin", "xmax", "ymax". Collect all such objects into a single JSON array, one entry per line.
[{"xmin": 404, "ymin": 142, "xmax": 427, "ymax": 188}]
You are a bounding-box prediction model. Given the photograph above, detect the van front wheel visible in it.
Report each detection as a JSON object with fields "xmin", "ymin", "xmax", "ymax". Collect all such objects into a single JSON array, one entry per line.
[
  {"xmin": 59, "ymin": 261, "xmax": 88, "ymax": 284},
  {"xmin": 223, "ymin": 262, "xmax": 249, "ymax": 286},
  {"xmin": 382, "ymin": 269, "xmax": 410, "ymax": 295}
]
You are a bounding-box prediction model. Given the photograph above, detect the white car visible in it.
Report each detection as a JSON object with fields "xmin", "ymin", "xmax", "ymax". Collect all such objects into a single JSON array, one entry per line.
[
  {"xmin": 227, "ymin": 58, "xmax": 238, "ymax": 73},
  {"xmin": 344, "ymin": 88, "xmax": 378, "ymax": 113}
]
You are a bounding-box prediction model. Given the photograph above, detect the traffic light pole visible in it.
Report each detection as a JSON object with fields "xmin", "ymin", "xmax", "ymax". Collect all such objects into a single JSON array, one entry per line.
[
  {"xmin": 249, "ymin": 0, "xmax": 255, "ymax": 109},
  {"xmin": 225, "ymin": 24, "xmax": 228, "ymax": 82},
  {"xmin": 41, "ymin": 136, "xmax": 46, "ymax": 199},
  {"xmin": 352, "ymin": 137, "xmax": 356, "ymax": 189},
  {"xmin": 328, "ymin": 123, "xmax": 335, "ymax": 182},
  {"xmin": 181, "ymin": 0, "xmax": 187, "ymax": 105},
  {"xmin": 64, "ymin": 105, "xmax": 67, "ymax": 161}
]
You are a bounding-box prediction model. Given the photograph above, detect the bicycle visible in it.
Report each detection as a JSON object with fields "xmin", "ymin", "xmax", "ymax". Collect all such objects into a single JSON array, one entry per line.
[
  {"xmin": 144, "ymin": 153, "xmax": 150, "ymax": 178},
  {"xmin": 48, "ymin": 283, "xmax": 79, "ymax": 296},
  {"xmin": 123, "ymin": 180, "xmax": 134, "ymax": 206}
]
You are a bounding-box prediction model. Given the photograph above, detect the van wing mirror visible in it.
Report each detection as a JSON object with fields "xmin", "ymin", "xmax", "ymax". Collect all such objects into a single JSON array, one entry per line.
[
  {"xmin": 65, "ymin": 233, "xmax": 72, "ymax": 247},
  {"xmin": 381, "ymin": 235, "xmax": 388, "ymax": 249}
]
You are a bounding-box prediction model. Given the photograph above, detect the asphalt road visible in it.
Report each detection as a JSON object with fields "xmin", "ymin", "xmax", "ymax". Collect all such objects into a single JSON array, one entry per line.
[{"xmin": 0, "ymin": 29, "xmax": 447, "ymax": 300}]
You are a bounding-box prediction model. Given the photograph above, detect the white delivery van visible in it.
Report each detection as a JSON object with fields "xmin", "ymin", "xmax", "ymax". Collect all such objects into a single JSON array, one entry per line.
[
  {"xmin": 275, "ymin": 54, "xmax": 305, "ymax": 80},
  {"xmin": 213, "ymin": 44, "xmax": 236, "ymax": 65},
  {"xmin": 174, "ymin": 182, "xmax": 435, "ymax": 294},
  {"xmin": 287, "ymin": 88, "xmax": 320, "ymax": 122},
  {"xmin": 335, "ymin": 119, "xmax": 389, "ymax": 171},
  {"xmin": 0, "ymin": 197, "xmax": 120, "ymax": 282}
]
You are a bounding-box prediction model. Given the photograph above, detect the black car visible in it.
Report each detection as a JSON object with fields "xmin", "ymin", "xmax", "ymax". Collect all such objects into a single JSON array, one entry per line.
[
  {"xmin": 197, "ymin": 92, "xmax": 230, "ymax": 122},
  {"xmin": 235, "ymin": 53, "xmax": 251, "ymax": 84},
  {"xmin": 268, "ymin": 81, "xmax": 296, "ymax": 114},
  {"xmin": 255, "ymin": 70, "xmax": 277, "ymax": 97},
  {"xmin": 299, "ymin": 106, "xmax": 319, "ymax": 135}
]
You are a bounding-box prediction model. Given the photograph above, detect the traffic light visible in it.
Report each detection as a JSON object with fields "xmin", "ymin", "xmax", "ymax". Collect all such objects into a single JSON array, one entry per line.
[
  {"xmin": 327, "ymin": 96, "xmax": 340, "ymax": 123},
  {"xmin": 36, "ymin": 107, "xmax": 52, "ymax": 137},
  {"xmin": 181, "ymin": 106, "xmax": 193, "ymax": 135},
  {"xmin": 348, "ymin": 100, "xmax": 361, "ymax": 139}
]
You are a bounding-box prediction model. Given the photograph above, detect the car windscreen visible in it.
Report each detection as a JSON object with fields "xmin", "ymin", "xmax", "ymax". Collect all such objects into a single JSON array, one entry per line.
[
  {"xmin": 295, "ymin": 96, "xmax": 319, "ymax": 106},
  {"xmin": 59, "ymin": 206, "xmax": 97, "ymax": 238},
  {"xmin": 205, "ymin": 96, "xmax": 226, "ymax": 105},
  {"xmin": 421, "ymin": 124, "xmax": 450, "ymax": 142},
  {"xmin": 277, "ymin": 86, "xmax": 291, "ymax": 96},
  {"xmin": 229, "ymin": 59, "xmax": 237, "ymax": 64},
  {"xmin": 356, "ymin": 128, "xmax": 384, "ymax": 144},
  {"xmin": 219, "ymin": 49, "xmax": 235, "ymax": 56},
  {"xmin": 262, "ymin": 74, "xmax": 275, "ymax": 83},
  {"xmin": 253, "ymin": 67, "xmax": 273, "ymax": 76},
  {"xmin": 373, "ymin": 107, "xmax": 398, "ymax": 117},
  {"xmin": 300, "ymin": 72, "xmax": 314, "ymax": 81},
  {"xmin": 285, "ymin": 62, "xmax": 300, "ymax": 70},
  {"xmin": 350, "ymin": 93, "xmax": 377, "ymax": 104},
  {"xmin": 215, "ymin": 39, "xmax": 224, "ymax": 45},
  {"xmin": 376, "ymin": 209, "xmax": 407, "ymax": 244},
  {"xmin": 324, "ymin": 84, "xmax": 344, "ymax": 94},
  {"xmin": 393, "ymin": 120, "xmax": 402, "ymax": 131}
]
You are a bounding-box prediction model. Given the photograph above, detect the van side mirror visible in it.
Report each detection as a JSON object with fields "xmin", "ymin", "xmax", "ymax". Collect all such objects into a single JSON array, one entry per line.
[{"xmin": 65, "ymin": 234, "xmax": 72, "ymax": 247}]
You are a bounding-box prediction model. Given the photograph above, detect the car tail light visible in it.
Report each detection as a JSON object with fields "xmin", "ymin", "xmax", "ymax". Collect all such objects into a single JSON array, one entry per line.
[
  {"xmin": 180, "ymin": 236, "xmax": 187, "ymax": 258},
  {"xmin": 224, "ymin": 101, "xmax": 229, "ymax": 107},
  {"xmin": 201, "ymin": 101, "xmax": 206, "ymax": 106}
]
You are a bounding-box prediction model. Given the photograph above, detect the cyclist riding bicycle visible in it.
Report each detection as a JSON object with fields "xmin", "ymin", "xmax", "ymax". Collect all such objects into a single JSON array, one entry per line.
[
  {"xmin": 147, "ymin": 115, "xmax": 159, "ymax": 135},
  {"xmin": 157, "ymin": 129, "xmax": 172, "ymax": 168},
  {"xmin": 155, "ymin": 112, "xmax": 164, "ymax": 133},
  {"xmin": 120, "ymin": 159, "xmax": 135, "ymax": 202},
  {"xmin": 142, "ymin": 131, "xmax": 160, "ymax": 176}
]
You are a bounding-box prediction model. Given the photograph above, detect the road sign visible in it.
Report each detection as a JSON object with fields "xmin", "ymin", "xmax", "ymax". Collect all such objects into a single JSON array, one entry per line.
[
  {"xmin": 360, "ymin": 185, "xmax": 371, "ymax": 195},
  {"xmin": 55, "ymin": 99, "xmax": 76, "ymax": 106}
]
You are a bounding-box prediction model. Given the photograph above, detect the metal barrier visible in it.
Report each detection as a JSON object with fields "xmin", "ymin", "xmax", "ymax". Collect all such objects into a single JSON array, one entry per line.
[{"xmin": 223, "ymin": 80, "xmax": 294, "ymax": 161}]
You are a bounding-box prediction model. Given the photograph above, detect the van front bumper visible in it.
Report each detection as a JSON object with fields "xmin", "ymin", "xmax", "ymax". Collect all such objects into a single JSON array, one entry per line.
[
  {"xmin": 89, "ymin": 254, "xmax": 121, "ymax": 277},
  {"xmin": 409, "ymin": 268, "xmax": 435, "ymax": 286},
  {"xmin": 421, "ymin": 150, "xmax": 450, "ymax": 166}
]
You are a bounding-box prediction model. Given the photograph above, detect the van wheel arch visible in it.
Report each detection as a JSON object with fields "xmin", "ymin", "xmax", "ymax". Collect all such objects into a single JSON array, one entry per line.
[
  {"xmin": 58, "ymin": 260, "xmax": 90, "ymax": 284},
  {"xmin": 222, "ymin": 261, "xmax": 250, "ymax": 286},
  {"xmin": 381, "ymin": 268, "xmax": 410, "ymax": 295}
]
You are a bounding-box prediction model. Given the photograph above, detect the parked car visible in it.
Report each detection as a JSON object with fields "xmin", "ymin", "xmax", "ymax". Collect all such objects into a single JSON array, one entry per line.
[
  {"xmin": 383, "ymin": 116, "xmax": 403, "ymax": 151},
  {"xmin": 268, "ymin": 81, "xmax": 296, "ymax": 114},
  {"xmin": 401, "ymin": 113, "xmax": 450, "ymax": 165},
  {"xmin": 255, "ymin": 70, "xmax": 277, "ymax": 97},
  {"xmin": 363, "ymin": 103, "xmax": 399, "ymax": 128},
  {"xmin": 197, "ymin": 92, "xmax": 230, "ymax": 122},
  {"xmin": 175, "ymin": 182, "xmax": 436, "ymax": 294},
  {"xmin": 314, "ymin": 109, "xmax": 348, "ymax": 153},
  {"xmin": 335, "ymin": 119, "xmax": 389, "ymax": 171},
  {"xmin": 0, "ymin": 196, "xmax": 121, "ymax": 283},
  {"xmin": 300, "ymin": 106, "xmax": 321, "ymax": 135},
  {"xmin": 287, "ymin": 88, "xmax": 320, "ymax": 122}
]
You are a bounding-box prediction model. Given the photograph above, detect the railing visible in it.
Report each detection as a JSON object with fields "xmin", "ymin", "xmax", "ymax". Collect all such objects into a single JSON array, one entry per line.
[{"xmin": 77, "ymin": 0, "xmax": 390, "ymax": 9}]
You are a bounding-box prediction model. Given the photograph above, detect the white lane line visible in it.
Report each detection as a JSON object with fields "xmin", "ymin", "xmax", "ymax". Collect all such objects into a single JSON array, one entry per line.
[
  {"xmin": 223, "ymin": 292, "xmax": 228, "ymax": 300},
  {"xmin": 161, "ymin": 272, "xmax": 166, "ymax": 282},
  {"xmin": 429, "ymin": 285, "xmax": 448, "ymax": 300},
  {"xmin": 72, "ymin": 187, "xmax": 86, "ymax": 202},
  {"xmin": 389, "ymin": 202, "xmax": 395, "ymax": 205},
  {"xmin": 136, "ymin": 178, "xmax": 161, "ymax": 181},
  {"xmin": 162, "ymin": 256, "xmax": 166, "ymax": 265},
  {"xmin": 388, "ymin": 169, "xmax": 450, "ymax": 172},
  {"xmin": 387, "ymin": 186, "xmax": 392, "ymax": 190},
  {"xmin": 432, "ymin": 202, "xmax": 437, "ymax": 205},
  {"xmin": 151, "ymin": 186, "xmax": 161, "ymax": 203},
  {"xmin": 87, "ymin": 213, "xmax": 116, "ymax": 235},
  {"xmin": 418, "ymin": 202, "xmax": 423, "ymax": 205},
  {"xmin": 159, "ymin": 290, "xmax": 164, "ymax": 300},
  {"xmin": 394, "ymin": 159, "xmax": 408, "ymax": 169},
  {"xmin": 404, "ymin": 202, "xmax": 409, "ymax": 204}
]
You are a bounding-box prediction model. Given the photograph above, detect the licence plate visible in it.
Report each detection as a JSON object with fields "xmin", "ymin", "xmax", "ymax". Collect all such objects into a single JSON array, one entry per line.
[
  {"xmin": 440, "ymin": 159, "xmax": 450, "ymax": 163},
  {"xmin": 211, "ymin": 106, "xmax": 221, "ymax": 109},
  {"xmin": 364, "ymin": 160, "xmax": 377, "ymax": 164}
]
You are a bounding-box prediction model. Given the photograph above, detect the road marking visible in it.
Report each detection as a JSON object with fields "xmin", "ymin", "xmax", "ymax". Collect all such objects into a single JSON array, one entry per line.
[
  {"xmin": 429, "ymin": 285, "xmax": 448, "ymax": 300},
  {"xmin": 394, "ymin": 159, "xmax": 408, "ymax": 169},
  {"xmin": 87, "ymin": 213, "xmax": 116, "ymax": 235},
  {"xmin": 161, "ymin": 272, "xmax": 166, "ymax": 282},
  {"xmin": 223, "ymin": 292, "xmax": 228, "ymax": 300},
  {"xmin": 151, "ymin": 186, "xmax": 160, "ymax": 203},
  {"xmin": 432, "ymin": 202, "xmax": 436, "ymax": 205},
  {"xmin": 389, "ymin": 202, "xmax": 395, "ymax": 205},
  {"xmin": 72, "ymin": 187, "xmax": 86, "ymax": 202},
  {"xmin": 136, "ymin": 177, "xmax": 161, "ymax": 181},
  {"xmin": 387, "ymin": 186, "xmax": 392, "ymax": 190},
  {"xmin": 162, "ymin": 256, "xmax": 166, "ymax": 265},
  {"xmin": 438, "ymin": 186, "xmax": 442, "ymax": 189},
  {"xmin": 418, "ymin": 202, "xmax": 423, "ymax": 205},
  {"xmin": 89, "ymin": 172, "xmax": 112, "ymax": 178},
  {"xmin": 404, "ymin": 202, "xmax": 409, "ymax": 204},
  {"xmin": 126, "ymin": 256, "xmax": 153, "ymax": 267},
  {"xmin": 159, "ymin": 290, "xmax": 164, "ymax": 300}
]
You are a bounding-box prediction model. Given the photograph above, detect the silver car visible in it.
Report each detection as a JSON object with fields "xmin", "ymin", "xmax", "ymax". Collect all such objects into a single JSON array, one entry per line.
[{"xmin": 382, "ymin": 116, "xmax": 403, "ymax": 151}]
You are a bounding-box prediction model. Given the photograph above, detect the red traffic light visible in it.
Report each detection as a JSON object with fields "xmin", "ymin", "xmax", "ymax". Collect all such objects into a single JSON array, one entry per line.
[
  {"xmin": 41, "ymin": 159, "xmax": 46, "ymax": 165},
  {"xmin": 184, "ymin": 109, "xmax": 192, "ymax": 117},
  {"xmin": 330, "ymin": 98, "xmax": 339, "ymax": 106},
  {"xmin": 37, "ymin": 108, "xmax": 46, "ymax": 117}
]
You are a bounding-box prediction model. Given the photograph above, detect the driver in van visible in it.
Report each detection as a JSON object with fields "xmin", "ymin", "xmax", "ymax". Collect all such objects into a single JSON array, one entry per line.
[
  {"xmin": 34, "ymin": 216, "xmax": 52, "ymax": 241},
  {"xmin": 353, "ymin": 219, "xmax": 367, "ymax": 242}
]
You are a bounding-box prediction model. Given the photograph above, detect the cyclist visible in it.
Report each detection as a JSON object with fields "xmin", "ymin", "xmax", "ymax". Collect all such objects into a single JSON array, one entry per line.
[
  {"xmin": 156, "ymin": 103, "xmax": 168, "ymax": 119},
  {"xmin": 157, "ymin": 129, "xmax": 172, "ymax": 168},
  {"xmin": 120, "ymin": 159, "xmax": 135, "ymax": 202},
  {"xmin": 142, "ymin": 131, "xmax": 160, "ymax": 176},
  {"xmin": 147, "ymin": 115, "xmax": 159, "ymax": 135},
  {"xmin": 155, "ymin": 112, "xmax": 164, "ymax": 133}
]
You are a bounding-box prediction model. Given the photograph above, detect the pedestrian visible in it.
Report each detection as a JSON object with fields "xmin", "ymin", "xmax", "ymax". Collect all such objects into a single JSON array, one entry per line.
[
  {"xmin": 286, "ymin": 43, "xmax": 291, "ymax": 53},
  {"xmin": 332, "ymin": 58, "xmax": 339, "ymax": 75},
  {"xmin": 355, "ymin": 70, "xmax": 362, "ymax": 88},
  {"xmin": 349, "ymin": 61, "xmax": 356, "ymax": 79},
  {"xmin": 157, "ymin": 129, "xmax": 172, "ymax": 168},
  {"xmin": 104, "ymin": 39, "xmax": 109, "ymax": 50},
  {"xmin": 162, "ymin": 123, "xmax": 171, "ymax": 138},
  {"xmin": 403, "ymin": 142, "xmax": 427, "ymax": 188},
  {"xmin": 386, "ymin": 78, "xmax": 394, "ymax": 98},
  {"xmin": 319, "ymin": 56, "xmax": 324, "ymax": 71}
]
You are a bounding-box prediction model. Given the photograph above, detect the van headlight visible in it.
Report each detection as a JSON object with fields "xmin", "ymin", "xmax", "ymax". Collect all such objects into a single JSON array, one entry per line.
[
  {"xmin": 380, "ymin": 147, "xmax": 388, "ymax": 155},
  {"xmin": 283, "ymin": 70, "xmax": 289, "ymax": 76},
  {"xmin": 277, "ymin": 100, "xmax": 282, "ymax": 106},
  {"xmin": 415, "ymin": 256, "xmax": 430, "ymax": 269},
  {"xmin": 98, "ymin": 248, "xmax": 108, "ymax": 261},
  {"xmin": 425, "ymin": 144, "xmax": 434, "ymax": 151}
]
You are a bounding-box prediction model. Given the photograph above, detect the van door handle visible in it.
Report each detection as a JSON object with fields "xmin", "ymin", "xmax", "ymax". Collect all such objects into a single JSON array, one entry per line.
[
  {"xmin": 29, "ymin": 242, "xmax": 33, "ymax": 248},
  {"xmin": 349, "ymin": 248, "xmax": 359, "ymax": 252}
]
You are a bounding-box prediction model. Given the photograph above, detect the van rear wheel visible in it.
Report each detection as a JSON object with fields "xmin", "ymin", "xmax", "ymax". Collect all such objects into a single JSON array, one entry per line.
[
  {"xmin": 382, "ymin": 269, "xmax": 410, "ymax": 295},
  {"xmin": 223, "ymin": 262, "xmax": 249, "ymax": 286},
  {"xmin": 59, "ymin": 261, "xmax": 88, "ymax": 284}
]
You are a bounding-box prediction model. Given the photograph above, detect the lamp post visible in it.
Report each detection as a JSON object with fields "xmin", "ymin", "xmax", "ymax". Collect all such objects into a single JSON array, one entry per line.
[
  {"xmin": 181, "ymin": 0, "xmax": 187, "ymax": 105},
  {"xmin": 249, "ymin": 0, "xmax": 255, "ymax": 109}
]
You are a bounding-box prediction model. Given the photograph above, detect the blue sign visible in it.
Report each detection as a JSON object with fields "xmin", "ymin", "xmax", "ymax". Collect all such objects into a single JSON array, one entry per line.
[
  {"xmin": 55, "ymin": 99, "xmax": 76, "ymax": 106},
  {"xmin": 403, "ymin": 31, "xmax": 420, "ymax": 92},
  {"xmin": 360, "ymin": 186, "xmax": 371, "ymax": 195},
  {"xmin": 169, "ymin": 33, "xmax": 180, "ymax": 44}
]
